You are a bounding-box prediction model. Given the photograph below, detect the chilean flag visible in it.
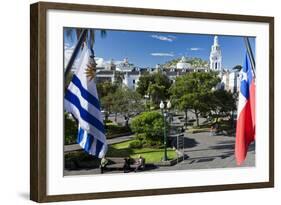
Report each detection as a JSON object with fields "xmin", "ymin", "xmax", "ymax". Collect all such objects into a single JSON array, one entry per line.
[{"xmin": 235, "ymin": 53, "xmax": 256, "ymax": 165}]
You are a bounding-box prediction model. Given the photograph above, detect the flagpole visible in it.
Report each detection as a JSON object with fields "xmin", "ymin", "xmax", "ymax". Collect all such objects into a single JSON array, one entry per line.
[
  {"xmin": 244, "ymin": 37, "xmax": 256, "ymax": 78},
  {"xmin": 64, "ymin": 29, "xmax": 87, "ymax": 78}
]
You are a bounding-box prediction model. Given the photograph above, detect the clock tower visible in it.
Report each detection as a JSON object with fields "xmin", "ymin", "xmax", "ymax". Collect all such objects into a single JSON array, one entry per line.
[{"xmin": 209, "ymin": 36, "xmax": 222, "ymax": 71}]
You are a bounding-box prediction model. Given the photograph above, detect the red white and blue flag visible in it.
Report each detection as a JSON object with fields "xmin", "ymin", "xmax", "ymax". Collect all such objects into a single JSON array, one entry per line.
[{"xmin": 235, "ymin": 53, "xmax": 256, "ymax": 165}]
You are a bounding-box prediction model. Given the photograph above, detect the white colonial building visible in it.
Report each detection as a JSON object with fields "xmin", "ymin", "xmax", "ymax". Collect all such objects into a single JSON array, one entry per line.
[
  {"xmin": 221, "ymin": 70, "xmax": 241, "ymax": 93},
  {"xmin": 94, "ymin": 36, "xmax": 241, "ymax": 92},
  {"xmin": 105, "ymin": 59, "xmax": 116, "ymax": 71},
  {"xmin": 123, "ymin": 71, "xmax": 141, "ymax": 90}
]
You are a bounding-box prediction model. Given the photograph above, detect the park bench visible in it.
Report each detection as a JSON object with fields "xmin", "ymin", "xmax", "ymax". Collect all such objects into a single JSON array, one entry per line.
[
  {"xmin": 100, "ymin": 157, "xmax": 125, "ymax": 173},
  {"xmin": 100, "ymin": 157, "xmax": 146, "ymax": 173},
  {"xmin": 128, "ymin": 158, "xmax": 146, "ymax": 172}
]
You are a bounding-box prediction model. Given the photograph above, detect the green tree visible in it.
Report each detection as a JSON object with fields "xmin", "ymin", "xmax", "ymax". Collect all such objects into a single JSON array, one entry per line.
[
  {"xmin": 113, "ymin": 71, "xmax": 124, "ymax": 86},
  {"xmin": 136, "ymin": 73, "xmax": 153, "ymax": 96},
  {"xmin": 136, "ymin": 72, "xmax": 172, "ymax": 105},
  {"xmin": 96, "ymin": 81, "xmax": 118, "ymax": 99},
  {"xmin": 64, "ymin": 112, "xmax": 78, "ymax": 145},
  {"xmin": 207, "ymin": 89, "xmax": 236, "ymax": 122},
  {"xmin": 112, "ymin": 87, "xmax": 144, "ymax": 127},
  {"xmin": 148, "ymin": 84, "xmax": 166, "ymax": 106},
  {"xmin": 170, "ymin": 72, "xmax": 220, "ymax": 126},
  {"xmin": 64, "ymin": 72, "xmax": 74, "ymax": 90},
  {"xmin": 100, "ymin": 92, "xmax": 115, "ymax": 121},
  {"xmin": 65, "ymin": 28, "xmax": 107, "ymax": 48},
  {"xmin": 131, "ymin": 111, "xmax": 165, "ymax": 144}
]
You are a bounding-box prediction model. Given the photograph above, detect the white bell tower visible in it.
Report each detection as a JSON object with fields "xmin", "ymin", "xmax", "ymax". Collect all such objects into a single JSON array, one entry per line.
[{"xmin": 209, "ymin": 36, "xmax": 222, "ymax": 71}]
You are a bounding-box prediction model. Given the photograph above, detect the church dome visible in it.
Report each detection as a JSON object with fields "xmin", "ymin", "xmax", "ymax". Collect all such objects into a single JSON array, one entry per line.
[
  {"xmin": 176, "ymin": 56, "xmax": 191, "ymax": 69},
  {"xmin": 116, "ymin": 58, "xmax": 134, "ymax": 72}
]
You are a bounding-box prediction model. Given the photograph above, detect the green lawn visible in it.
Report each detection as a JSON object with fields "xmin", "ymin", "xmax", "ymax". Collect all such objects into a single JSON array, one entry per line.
[{"xmin": 107, "ymin": 140, "xmax": 177, "ymax": 163}]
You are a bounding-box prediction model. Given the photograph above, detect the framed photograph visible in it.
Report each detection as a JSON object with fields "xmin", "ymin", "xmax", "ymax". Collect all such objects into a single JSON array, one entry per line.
[{"xmin": 30, "ymin": 2, "xmax": 274, "ymax": 202}]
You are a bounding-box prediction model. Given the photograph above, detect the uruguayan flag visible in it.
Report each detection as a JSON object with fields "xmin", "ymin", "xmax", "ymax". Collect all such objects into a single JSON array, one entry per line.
[{"xmin": 64, "ymin": 46, "xmax": 107, "ymax": 158}]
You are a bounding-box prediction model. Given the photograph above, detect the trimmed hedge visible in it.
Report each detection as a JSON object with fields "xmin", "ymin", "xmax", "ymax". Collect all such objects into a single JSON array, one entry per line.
[
  {"xmin": 129, "ymin": 140, "xmax": 143, "ymax": 149},
  {"xmin": 105, "ymin": 124, "xmax": 132, "ymax": 138},
  {"xmin": 64, "ymin": 113, "xmax": 78, "ymax": 145}
]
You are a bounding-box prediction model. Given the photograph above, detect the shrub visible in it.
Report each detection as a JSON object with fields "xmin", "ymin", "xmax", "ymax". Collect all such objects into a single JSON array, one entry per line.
[
  {"xmin": 64, "ymin": 113, "xmax": 78, "ymax": 145},
  {"xmin": 104, "ymin": 119, "xmax": 113, "ymax": 124},
  {"xmin": 141, "ymin": 139, "xmax": 149, "ymax": 146},
  {"xmin": 129, "ymin": 140, "xmax": 143, "ymax": 149},
  {"xmin": 147, "ymin": 140, "xmax": 164, "ymax": 148},
  {"xmin": 131, "ymin": 111, "xmax": 167, "ymax": 145},
  {"xmin": 131, "ymin": 111, "xmax": 168, "ymax": 148},
  {"xmin": 105, "ymin": 124, "xmax": 131, "ymax": 138},
  {"xmin": 135, "ymin": 133, "xmax": 146, "ymax": 141}
]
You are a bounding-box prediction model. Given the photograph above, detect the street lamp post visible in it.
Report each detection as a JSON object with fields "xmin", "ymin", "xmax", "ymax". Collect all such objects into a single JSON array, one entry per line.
[
  {"xmin": 144, "ymin": 94, "xmax": 149, "ymax": 110},
  {"xmin": 160, "ymin": 100, "xmax": 171, "ymax": 161}
]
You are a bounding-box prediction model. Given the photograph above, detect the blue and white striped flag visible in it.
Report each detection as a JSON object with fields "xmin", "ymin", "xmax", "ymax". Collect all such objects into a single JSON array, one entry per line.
[{"xmin": 64, "ymin": 46, "xmax": 107, "ymax": 158}]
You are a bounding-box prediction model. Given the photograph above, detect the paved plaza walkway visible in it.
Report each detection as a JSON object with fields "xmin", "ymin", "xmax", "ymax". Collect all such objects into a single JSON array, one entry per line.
[
  {"xmin": 64, "ymin": 134, "xmax": 134, "ymax": 152},
  {"xmin": 156, "ymin": 132, "xmax": 255, "ymax": 172},
  {"xmin": 64, "ymin": 131, "xmax": 255, "ymax": 176}
]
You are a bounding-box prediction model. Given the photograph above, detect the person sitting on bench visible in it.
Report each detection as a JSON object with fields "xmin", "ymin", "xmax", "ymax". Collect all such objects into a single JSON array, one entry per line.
[
  {"xmin": 123, "ymin": 157, "xmax": 131, "ymax": 173},
  {"xmin": 100, "ymin": 157, "xmax": 108, "ymax": 174},
  {"xmin": 134, "ymin": 155, "xmax": 144, "ymax": 172}
]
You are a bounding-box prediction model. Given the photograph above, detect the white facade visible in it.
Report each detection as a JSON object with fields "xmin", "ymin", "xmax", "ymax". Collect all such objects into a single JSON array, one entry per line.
[
  {"xmin": 105, "ymin": 59, "xmax": 116, "ymax": 71},
  {"xmin": 96, "ymin": 71, "xmax": 115, "ymax": 83},
  {"xmin": 176, "ymin": 56, "xmax": 192, "ymax": 70},
  {"xmin": 123, "ymin": 72, "xmax": 141, "ymax": 90},
  {"xmin": 221, "ymin": 70, "xmax": 241, "ymax": 93},
  {"xmin": 228, "ymin": 71, "xmax": 240, "ymax": 93},
  {"xmin": 209, "ymin": 36, "xmax": 222, "ymax": 71}
]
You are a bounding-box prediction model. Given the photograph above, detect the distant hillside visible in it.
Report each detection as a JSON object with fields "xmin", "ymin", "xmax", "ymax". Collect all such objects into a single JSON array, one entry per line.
[{"xmin": 161, "ymin": 57, "xmax": 209, "ymax": 68}]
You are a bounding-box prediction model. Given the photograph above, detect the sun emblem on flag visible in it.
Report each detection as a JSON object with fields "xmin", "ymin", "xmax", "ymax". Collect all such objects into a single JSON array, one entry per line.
[{"xmin": 84, "ymin": 63, "xmax": 96, "ymax": 81}]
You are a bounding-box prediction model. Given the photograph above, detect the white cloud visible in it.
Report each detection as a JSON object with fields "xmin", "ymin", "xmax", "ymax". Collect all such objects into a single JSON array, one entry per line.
[
  {"xmin": 167, "ymin": 35, "xmax": 177, "ymax": 39},
  {"xmin": 151, "ymin": 34, "xmax": 175, "ymax": 42},
  {"xmin": 95, "ymin": 57, "xmax": 124, "ymax": 67},
  {"xmin": 95, "ymin": 57, "xmax": 105, "ymax": 67},
  {"xmin": 150, "ymin": 53, "xmax": 174, "ymax": 57},
  {"xmin": 189, "ymin": 47, "xmax": 203, "ymax": 51}
]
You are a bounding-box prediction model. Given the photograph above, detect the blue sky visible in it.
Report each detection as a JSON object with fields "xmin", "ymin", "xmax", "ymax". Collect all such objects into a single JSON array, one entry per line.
[{"xmin": 64, "ymin": 28, "xmax": 255, "ymax": 69}]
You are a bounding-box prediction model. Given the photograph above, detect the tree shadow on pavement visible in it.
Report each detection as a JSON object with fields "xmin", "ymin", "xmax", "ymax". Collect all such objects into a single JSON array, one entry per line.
[
  {"xmin": 143, "ymin": 163, "xmax": 159, "ymax": 171},
  {"xmin": 209, "ymin": 141, "xmax": 255, "ymax": 152},
  {"xmin": 184, "ymin": 141, "xmax": 255, "ymax": 165},
  {"xmin": 187, "ymin": 153, "xmax": 232, "ymax": 164},
  {"xmin": 170, "ymin": 136, "xmax": 199, "ymax": 149}
]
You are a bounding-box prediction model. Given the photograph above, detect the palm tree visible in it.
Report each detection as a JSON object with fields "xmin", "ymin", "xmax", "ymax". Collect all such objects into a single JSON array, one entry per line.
[{"xmin": 64, "ymin": 28, "xmax": 107, "ymax": 78}]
